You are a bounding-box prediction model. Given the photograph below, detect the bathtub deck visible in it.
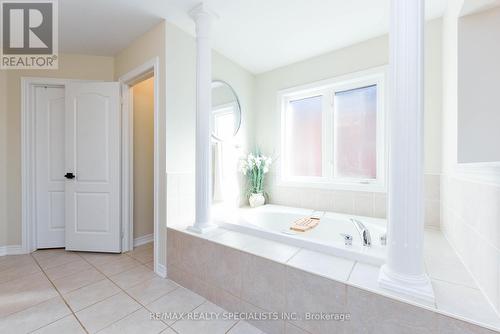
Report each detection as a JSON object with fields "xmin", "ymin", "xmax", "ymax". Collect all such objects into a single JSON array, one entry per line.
[{"xmin": 168, "ymin": 222, "xmax": 500, "ymax": 333}]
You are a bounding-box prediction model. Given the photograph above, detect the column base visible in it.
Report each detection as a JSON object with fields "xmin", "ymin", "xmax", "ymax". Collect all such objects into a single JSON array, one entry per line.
[
  {"xmin": 187, "ymin": 223, "xmax": 218, "ymax": 234},
  {"xmin": 378, "ymin": 264, "xmax": 435, "ymax": 304}
]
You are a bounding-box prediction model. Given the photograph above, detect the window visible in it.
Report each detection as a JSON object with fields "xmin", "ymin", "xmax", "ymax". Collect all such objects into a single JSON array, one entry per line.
[
  {"xmin": 280, "ymin": 68, "xmax": 386, "ymax": 191},
  {"xmin": 213, "ymin": 105, "xmax": 235, "ymax": 140}
]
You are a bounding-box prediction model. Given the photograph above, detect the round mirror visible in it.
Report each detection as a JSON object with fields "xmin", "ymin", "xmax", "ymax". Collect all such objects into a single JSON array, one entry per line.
[{"xmin": 211, "ymin": 80, "xmax": 241, "ymax": 142}]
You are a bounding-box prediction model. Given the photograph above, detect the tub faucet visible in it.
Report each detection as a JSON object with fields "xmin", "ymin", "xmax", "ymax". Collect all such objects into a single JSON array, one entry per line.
[{"xmin": 350, "ymin": 218, "xmax": 371, "ymax": 247}]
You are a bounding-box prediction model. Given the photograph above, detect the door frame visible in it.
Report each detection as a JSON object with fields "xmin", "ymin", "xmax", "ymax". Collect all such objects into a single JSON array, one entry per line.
[
  {"xmin": 118, "ymin": 57, "xmax": 162, "ymax": 276},
  {"xmin": 21, "ymin": 77, "xmax": 92, "ymax": 253}
]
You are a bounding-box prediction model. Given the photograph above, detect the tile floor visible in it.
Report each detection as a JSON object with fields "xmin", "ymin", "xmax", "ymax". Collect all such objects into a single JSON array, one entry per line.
[{"xmin": 0, "ymin": 243, "xmax": 264, "ymax": 334}]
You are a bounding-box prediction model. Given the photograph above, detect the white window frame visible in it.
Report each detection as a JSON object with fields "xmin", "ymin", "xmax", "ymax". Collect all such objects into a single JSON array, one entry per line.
[
  {"xmin": 277, "ymin": 66, "xmax": 388, "ymax": 193},
  {"xmin": 212, "ymin": 102, "xmax": 236, "ymax": 141}
]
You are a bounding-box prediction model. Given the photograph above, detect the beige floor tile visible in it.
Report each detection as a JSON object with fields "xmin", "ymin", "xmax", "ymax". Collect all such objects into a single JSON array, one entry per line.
[
  {"xmin": 75, "ymin": 292, "xmax": 142, "ymax": 333},
  {"xmin": 146, "ymin": 287, "xmax": 205, "ymax": 325},
  {"xmin": 31, "ymin": 249, "xmax": 66, "ymax": 262},
  {"xmin": 228, "ymin": 321, "xmax": 264, "ymax": 334},
  {"xmin": 32, "ymin": 314, "xmax": 86, "ymax": 334},
  {"xmin": 171, "ymin": 302, "xmax": 237, "ymax": 334},
  {"xmin": 99, "ymin": 307, "xmax": 168, "ymax": 334},
  {"xmin": 109, "ymin": 265, "xmax": 156, "ymax": 289},
  {"xmin": 126, "ymin": 276, "xmax": 178, "ymax": 305},
  {"xmin": 145, "ymin": 261, "xmax": 155, "ymax": 270},
  {"xmin": 63, "ymin": 279, "xmax": 121, "ymax": 312},
  {"xmin": 240, "ymin": 301, "xmax": 285, "ymax": 334},
  {"xmin": 52, "ymin": 267, "xmax": 105, "ymax": 294},
  {"xmin": 44, "ymin": 258, "xmax": 92, "ymax": 281},
  {"xmin": 0, "ymin": 271, "xmax": 58, "ymax": 317},
  {"xmin": 0, "ymin": 254, "xmax": 37, "ymax": 272},
  {"xmin": 0, "ymin": 261, "xmax": 41, "ymax": 284},
  {"xmin": 127, "ymin": 247, "xmax": 154, "ymax": 264},
  {"xmin": 284, "ymin": 322, "xmax": 309, "ymax": 334},
  {"xmin": 35, "ymin": 252, "xmax": 82, "ymax": 270},
  {"xmin": 134, "ymin": 243, "xmax": 153, "ymax": 252},
  {"xmin": 79, "ymin": 252, "xmax": 130, "ymax": 267},
  {"xmin": 0, "ymin": 296, "xmax": 70, "ymax": 333},
  {"xmin": 94, "ymin": 256, "xmax": 141, "ymax": 276}
]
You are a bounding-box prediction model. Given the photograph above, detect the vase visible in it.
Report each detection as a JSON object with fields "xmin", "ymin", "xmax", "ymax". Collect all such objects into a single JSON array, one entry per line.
[{"xmin": 249, "ymin": 192, "xmax": 265, "ymax": 208}]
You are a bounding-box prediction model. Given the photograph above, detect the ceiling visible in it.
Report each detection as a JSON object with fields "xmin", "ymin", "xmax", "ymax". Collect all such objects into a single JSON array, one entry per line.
[{"xmin": 59, "ymin": 0, "xmax": 448, "ymax": 74}]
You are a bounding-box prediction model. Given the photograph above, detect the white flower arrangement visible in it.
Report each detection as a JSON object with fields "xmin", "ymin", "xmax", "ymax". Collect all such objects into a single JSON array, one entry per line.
[{"xmin": 239, "ymin": 152, "xmax": 273, "ymax": 195}]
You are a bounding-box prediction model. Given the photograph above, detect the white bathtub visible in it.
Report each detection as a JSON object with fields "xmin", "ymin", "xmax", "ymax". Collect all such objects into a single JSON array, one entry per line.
[{"xmin": 214, "ymin": 204, "xmax": 387, "ymax": 265}]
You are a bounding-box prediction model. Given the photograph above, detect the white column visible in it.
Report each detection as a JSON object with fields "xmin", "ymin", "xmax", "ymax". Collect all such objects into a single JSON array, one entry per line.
[
  {"xmin": 188, "ymin": 3, "xmax": 218, "ymax": 234},
  {"xmin": 378, "ymin": 0, "xmax": 435, "ymax": 303}
]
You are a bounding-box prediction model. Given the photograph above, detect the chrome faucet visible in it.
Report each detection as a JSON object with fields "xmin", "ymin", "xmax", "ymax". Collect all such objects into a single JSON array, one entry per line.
[{"xmin": 350, "ymin": 218, "xmax": 371, "ymax": 247}]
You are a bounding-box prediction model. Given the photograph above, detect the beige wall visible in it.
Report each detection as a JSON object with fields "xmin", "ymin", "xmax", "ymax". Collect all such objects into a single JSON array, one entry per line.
[
  {"xmin": 114, "ymin": 21, "xmax": 167, "ymax": 264},
  {"xmin": 0, "ymin": 54, "xmax": 114, "ymax": 247},
  {"xmin": 132, "ymin": 77, "xmax": 155, "ymax": 239},
  {"xmin": 0, "ymin": 70, "xmax": 7, "ymax": 247},
  {"xmin": 254, "ymin": 18, "xmax": 443, "ymax": 175},
  {"xmin": 458, "ymin": 7, "xmax": 500, "ymax": 163}
]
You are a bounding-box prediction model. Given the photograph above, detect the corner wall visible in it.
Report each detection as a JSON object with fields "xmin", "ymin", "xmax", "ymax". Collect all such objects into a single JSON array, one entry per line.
[
  {"xmin": 132, "ymin": 77, "xmax": 155, "ymax": 240},
  {"xmin": 440, "ymin": 0, "xmax": 500, "ymax": 314},
  {"xmin": 0, "ymin": 70, "xmax": 7, "ymax": 248},
  {"xmin": 114, "ymin": 21, "xmax": 167, "ymax": 266},
  {"xmin": 0, "ymin": 54, "xmax": 115, "ymax": 248}
]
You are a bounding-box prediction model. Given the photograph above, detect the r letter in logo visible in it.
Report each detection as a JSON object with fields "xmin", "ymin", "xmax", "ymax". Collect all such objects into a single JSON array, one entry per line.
[{"xmin": 1, "ymin": 0, "xmax": 58, "ymax": 69}]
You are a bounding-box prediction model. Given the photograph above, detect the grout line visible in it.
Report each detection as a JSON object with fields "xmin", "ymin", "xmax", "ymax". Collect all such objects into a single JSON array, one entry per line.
[
  {"xmin": 430, "ymin": 276, "xmax": 480, "ymax": 290},
  {"xmin": 346, "ymin": 260, "xmax": 357, "ymax": 281},
  {"xmin": 224, "ymin": 320, "xmax": 240, "ymax": 334},
  {"xmin": 284, "ymin": 247, "xmax": 302, "ymax": 263},
  {"xmin": 77, "ymin": 248, "xmax": 185, "ymax": 333},
  {"xmin": 30, "ymin": 253, "xmax": 90, "ymax": 334},
  {"xmin": 39, "ymin": 250, "xmax": 156, "ymax": 332}
]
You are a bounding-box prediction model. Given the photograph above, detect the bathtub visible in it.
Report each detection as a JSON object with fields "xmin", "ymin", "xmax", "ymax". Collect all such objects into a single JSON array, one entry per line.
[{"xmin": 214, "ymin": 204, "xmax": 387, "ymax": 265}]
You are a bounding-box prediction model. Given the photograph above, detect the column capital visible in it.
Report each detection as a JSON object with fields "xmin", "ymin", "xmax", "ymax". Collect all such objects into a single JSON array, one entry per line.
[{"xmin": 189, "ymin": 3, "xmax": 219, "ymax": 37}]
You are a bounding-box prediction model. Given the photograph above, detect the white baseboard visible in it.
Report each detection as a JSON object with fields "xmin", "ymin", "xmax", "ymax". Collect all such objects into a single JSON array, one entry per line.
[
  {"xmin": 0, "ymin": 245, "xmax": 27, "ymax": 256},
  {"xmin": 133, "ymin": 233, "xmax": 154, "ymax": 247},
  {"xmin": 156, "ymin": 263, "xmax": 167, "ymax": 278}
]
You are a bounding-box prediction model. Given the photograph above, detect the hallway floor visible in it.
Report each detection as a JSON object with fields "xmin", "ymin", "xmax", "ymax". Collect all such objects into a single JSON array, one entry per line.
[{"xmin": 0, "ymin": 243, "xmax": 263, "ymax": 334}]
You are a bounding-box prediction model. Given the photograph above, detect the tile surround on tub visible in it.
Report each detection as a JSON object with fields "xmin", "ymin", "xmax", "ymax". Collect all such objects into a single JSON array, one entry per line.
[
  {"xmin": 441, "ymin": 174, "xmax": 500, "ymax": 315},
  {"xmin": 166, "ymin": 172, "xmax": 442, "ymax": 231},
  {"xmin": 166, "ymin": 226, "xmax": 500, "ymax": 334},
  {"xmin": 266, "ymin": 173, "xmax": 441, "ymax": 228}
]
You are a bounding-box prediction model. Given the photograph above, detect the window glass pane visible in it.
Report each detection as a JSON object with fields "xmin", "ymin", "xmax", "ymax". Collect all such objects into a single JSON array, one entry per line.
[
  {"xmin": 334, "ymin": 85, "xmax": 377, "ymax": 179},
  {"xmin": 285, "ymin": 95, "xmax": 322, "ymax": 177},
  {"xmin": 213, "ymin": 108, "xmax": 235, "ymax": 139}
]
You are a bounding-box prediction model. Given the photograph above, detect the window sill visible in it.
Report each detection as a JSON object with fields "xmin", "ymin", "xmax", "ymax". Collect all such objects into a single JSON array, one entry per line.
[{"xmin": 276, "ymin": 179, "xmax": 387, "ymax": 193}]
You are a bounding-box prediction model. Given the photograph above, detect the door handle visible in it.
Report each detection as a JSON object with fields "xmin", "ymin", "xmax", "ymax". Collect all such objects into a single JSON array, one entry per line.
[{"xmin": 64, "ymin": 172, "xmax": 75, "ymax": 179}]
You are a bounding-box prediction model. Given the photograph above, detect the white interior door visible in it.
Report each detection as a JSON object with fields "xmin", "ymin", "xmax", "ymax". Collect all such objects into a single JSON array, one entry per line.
[
  {"xmin": 65, "ymin": 82, "xmax": 121, "ymax": 253},
  {"xmin": 36, "ymin": 86, "xmax": 66, "ymax": 248}
]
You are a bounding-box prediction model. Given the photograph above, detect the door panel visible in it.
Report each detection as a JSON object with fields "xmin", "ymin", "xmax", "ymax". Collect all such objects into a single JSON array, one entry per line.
[
  {"xmin": 75, "ymin": 95, "xmax": 110, "ymax": 182},
  {"xmin": 36, "ymin": 86, "xmax": 66, "ymax": 248},
  {"xmin": 65, "ymin": 82, "xmax": 121, "ymax": 253}
]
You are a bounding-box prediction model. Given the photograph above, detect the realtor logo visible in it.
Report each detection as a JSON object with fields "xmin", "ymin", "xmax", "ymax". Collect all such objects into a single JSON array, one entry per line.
[{"xmin": 1, "ymin": 0, "xmax": 58, "ymax": 69}]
